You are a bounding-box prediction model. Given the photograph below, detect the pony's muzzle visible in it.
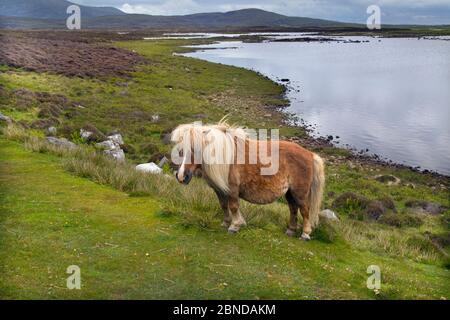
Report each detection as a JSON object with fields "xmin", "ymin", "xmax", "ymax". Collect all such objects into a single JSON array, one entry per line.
[
  {"xmin": 175, "ymin": 170, "xmax": 193, "ymax": 185},
  {"xmin": 182, "ymin": 171, "xmax": 193, "ymax": 185}
]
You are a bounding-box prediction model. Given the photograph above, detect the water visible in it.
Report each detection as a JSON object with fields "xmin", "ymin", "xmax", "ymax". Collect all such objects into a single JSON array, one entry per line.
[{"xmin": 183, "ymin": 36, "xmax": 450, "ymax": 175}]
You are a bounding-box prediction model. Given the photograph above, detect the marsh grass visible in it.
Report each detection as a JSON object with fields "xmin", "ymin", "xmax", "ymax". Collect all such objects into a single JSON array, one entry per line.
[{"xmin": 2, "ymin": 123, "xmax": 444, "ymax": 265}]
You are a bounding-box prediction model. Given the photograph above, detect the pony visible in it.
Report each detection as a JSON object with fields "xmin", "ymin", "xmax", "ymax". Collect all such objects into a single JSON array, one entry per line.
[{"xmin": 170, "ymin": 121, "xmax": 325, "ymax": 240}]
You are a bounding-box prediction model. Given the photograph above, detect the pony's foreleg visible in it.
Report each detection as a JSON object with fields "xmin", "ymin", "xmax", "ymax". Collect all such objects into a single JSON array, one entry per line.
[
  {"xmin": 285, "ymin": 191, "xmax": 299, "ymax": 237},
  {"xmin": 214, "ymin": 190, "xmax": 231, "ymax": 228},
  {"xmin": 300, "ymin": 203, "xmax": 312, "ymax": 241},
  {"xmin": 227, "ymin": 197, "xmax": 246, "ymax": 234}
]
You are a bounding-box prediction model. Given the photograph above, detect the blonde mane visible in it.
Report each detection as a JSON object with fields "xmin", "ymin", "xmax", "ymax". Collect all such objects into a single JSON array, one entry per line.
[{"xmin": 171, "ymin": 120, "xmax": 247, "ymax": 193}]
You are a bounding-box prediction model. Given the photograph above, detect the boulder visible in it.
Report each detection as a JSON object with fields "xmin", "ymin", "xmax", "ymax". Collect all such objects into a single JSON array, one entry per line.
[
  {"xmin": 46, "ymin": 137, "xmax": 76, "ymax": 149},
  {"xmin": 46, "ymin": 126, "xmax": 57, "ymax": 136},
  {"xmin": 158, "ymin": 156, "xmax": 169, "ymax": 168},
  {"xmin": 96, "ymin": 140, "xmax": 117, "ymax": 150},
  {"xmin": 319, "ymin": 209, "xmax": 339, "ymax": 221},
  {"xmin": 96, "ymin": 134, "xmax": 126, "ymax": 162},
  {"xmin": 107, "ymin": 133, "xmax": 124, "ymax": 145},
  {"xmin": 405, "ymin": 200, "xmax": 445, "ymax": 215},
  {"xmin": 161, "ymin": 133, "xmax": 171, "ymax": 145},
  {"xmin": 105, "ymin": 148, "xmax": 125, "ymax": 162},
  {"xmin": 0, "ymin": 112, "xmax": 12, "ymax": 124},
  {"xmin": 80, "ymin": 128, "xmax": 93, "ymax": 139},
  {"xmin": 136, "ymin": 163, "xmax": 163, "ymax": 174}
]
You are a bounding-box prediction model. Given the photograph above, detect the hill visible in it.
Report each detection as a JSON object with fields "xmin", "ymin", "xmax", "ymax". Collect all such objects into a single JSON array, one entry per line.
[
  {"xmin": 0, "ymin": 0, "xmax": 125, "ymax": 19},
  {"xmin": 0, "ymin": 3, "xmax": 350, "ymax": 29}
]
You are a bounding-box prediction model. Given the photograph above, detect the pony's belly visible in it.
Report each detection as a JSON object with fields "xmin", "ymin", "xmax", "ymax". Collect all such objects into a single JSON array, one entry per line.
[{"xmin": 239, "ymin": 183, "xmax": 289, "ymax": 204}]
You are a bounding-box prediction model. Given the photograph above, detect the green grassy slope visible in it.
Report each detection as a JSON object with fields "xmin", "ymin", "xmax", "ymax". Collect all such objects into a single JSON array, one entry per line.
[
  {"xmin": 0, "ymin": 138, "xmax": 449, "ymax": 299},
  {"xmin": 0, "ymin": 36, "xmax": 449, "ymax": 299}
]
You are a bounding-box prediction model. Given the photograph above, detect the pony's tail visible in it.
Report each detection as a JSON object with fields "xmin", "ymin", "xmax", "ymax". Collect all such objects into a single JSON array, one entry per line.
[{"xmin": 308, "ymin": 153, "xmax": 325, "ymax": 228}]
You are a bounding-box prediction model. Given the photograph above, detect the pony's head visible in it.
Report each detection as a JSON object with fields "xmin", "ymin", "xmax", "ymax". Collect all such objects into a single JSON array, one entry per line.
[{"xmin": 170, "ymin": 120, "xmax": 247, "ymax": 193}]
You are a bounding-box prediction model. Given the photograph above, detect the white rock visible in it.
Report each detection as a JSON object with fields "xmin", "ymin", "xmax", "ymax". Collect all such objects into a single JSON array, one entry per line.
[
  {"xmin": 46, "ymin": 137, "xmax": 76, "ymax": 149},
  {"xmin": 319, "ymin": 209, "xmax": 339, "ymax": 221},
  {"xmin": 104, "ymin": 148, "xmax": 125, "ymax": 162},
  {"xmin": 80, "ymin": 129, "xmax": 93, "ymax": 139},
  {"xmin": 151, "ymin": 114, "xmax": 160, "ymax": 122},
  {"xmin": 96, "ymin": 140, "xmax": 118, "ymax": 150},
  {"xmin": 107, "ymin": 133, "xmax": 124, "ymax": 145},
  {"xmin": 0, "ymin": 112, "xmax": 12, "ymax": 124},
  {"xmin": 158, "ymin": 156, "xmax": 168, "ymax": 167},
  {"xmin": 136, "ymin": 163, "xmax": 163, "ymax": 174},
  {"xmin": 46, "ymin": 126, "xmax": 57, "ymax": 135}
]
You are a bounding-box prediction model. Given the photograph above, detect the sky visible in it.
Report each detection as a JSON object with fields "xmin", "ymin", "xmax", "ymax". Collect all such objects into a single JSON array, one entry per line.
[{"xmin": 71, "ymin": 0, "xmax": 450, "ymax": 25}]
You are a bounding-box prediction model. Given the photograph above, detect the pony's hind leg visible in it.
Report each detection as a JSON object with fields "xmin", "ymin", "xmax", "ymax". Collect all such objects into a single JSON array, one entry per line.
[
  {"xmin": 214, "ymin": 190, "xmax": 231, "ymax": 228},
  {"xmin": 299, "ymin": 202, "xmax": 312, "ymax": 241},
  {"xmin": 285, "ymin": 191, "xmax": 299, "ymax": 237},
  {"xmin": 227, "ymin": 196, "xmax": 246, "ymax": 234}
]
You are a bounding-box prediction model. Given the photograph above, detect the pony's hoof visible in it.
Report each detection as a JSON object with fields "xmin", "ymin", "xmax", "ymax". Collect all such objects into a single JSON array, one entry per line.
[
  {"xmin": 285, "ymin": 229, "xmax": 296, "ymax": 237},
  {"xmin": 227, "ymin": 226, "xmax": 240, "ymax": 234},
  {"xmin": 221, "ymin": 221, "xmax": 231, "ymax": 228},
  {"xmin": 300, "ymin": 233, "xmax": 311, "ymax": 241}
]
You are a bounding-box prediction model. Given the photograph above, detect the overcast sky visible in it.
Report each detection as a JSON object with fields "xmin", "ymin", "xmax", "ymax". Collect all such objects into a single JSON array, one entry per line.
[{"xmin": 71, "ymin": 0, "xmax": 450, "ymax": 25}]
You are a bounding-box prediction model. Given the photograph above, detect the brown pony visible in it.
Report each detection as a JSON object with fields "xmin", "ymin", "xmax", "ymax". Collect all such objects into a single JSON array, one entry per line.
[{"xmin": 170, "ymin": 121, "xmax": 325, "ymax": 240}]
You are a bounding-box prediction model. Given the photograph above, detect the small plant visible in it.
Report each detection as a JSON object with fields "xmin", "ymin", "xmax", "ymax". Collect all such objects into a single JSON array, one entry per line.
[{"xmin": 70, "ymin": 130, "xmax": 87, "ymax": 145}]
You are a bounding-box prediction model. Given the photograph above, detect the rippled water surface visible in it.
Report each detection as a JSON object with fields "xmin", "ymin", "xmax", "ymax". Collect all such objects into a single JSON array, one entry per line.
[{"xmin": 184, "ymin": 36, "xmax": 450, "ymax": 175}]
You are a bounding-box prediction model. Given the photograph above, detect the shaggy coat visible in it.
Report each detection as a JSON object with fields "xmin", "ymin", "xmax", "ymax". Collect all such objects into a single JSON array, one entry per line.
[{"xmin": 171, "ymin": 121, "xmax": 325, "ymax": 240}]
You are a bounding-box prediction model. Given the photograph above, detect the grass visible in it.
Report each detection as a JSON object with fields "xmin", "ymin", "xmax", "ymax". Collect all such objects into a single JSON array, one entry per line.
[
  {"xmin": 0, "ymin": 137, "xmax": 449, "ymax": 299},
  {"xmin": 1, "ymin": 37, "xmax": 449, "ymax": 299}
]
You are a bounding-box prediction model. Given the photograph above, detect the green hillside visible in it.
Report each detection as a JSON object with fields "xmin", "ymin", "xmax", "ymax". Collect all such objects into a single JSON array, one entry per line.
[{"xmin": 0, "ymin": 35, "xmax": 449, "ymax": 299}]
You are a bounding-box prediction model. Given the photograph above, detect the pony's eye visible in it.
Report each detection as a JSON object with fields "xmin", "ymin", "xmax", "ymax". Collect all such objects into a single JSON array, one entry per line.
[{"xmin": 179, "ymin": 149, "xmax": 184, "ymax": 157}]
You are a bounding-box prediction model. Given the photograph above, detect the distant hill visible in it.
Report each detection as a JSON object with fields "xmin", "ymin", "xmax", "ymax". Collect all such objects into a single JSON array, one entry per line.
[
  {"xmin": 0, "ymin": 0, "xmax": 125, "ymax": 19},
  {"xmin": 78, "ymin": 9, "xmax": 350, "ymax": 29},
  {"xmin": 0, "ymin": 1, "xmax": 352, "ymax": 30}
]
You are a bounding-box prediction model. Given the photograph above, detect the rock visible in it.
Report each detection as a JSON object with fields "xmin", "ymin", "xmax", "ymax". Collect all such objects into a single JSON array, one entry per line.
[
  {"xmin": 320, "ymin": 209, "xmax": 339, "ymax": 221},
  {"xmin": 104, "ymin": 148, "xmax": 125, "ymax": 162},
  {"xmin": 374, "ymin": 174, "xmax": 401, "ymax": 186},
  {"xmin": 46, "ymin": 126, "xmax": 57, "ymax": 136},
  {"xmin": 161, "ymin": 133, "xmax": 171, "ymax": 145},
  {"xmin": 46, "ymin": 137, "xmax": 76, "ymax": 149},
  {"xmin": 96, "ymin": 140, "xmax": 117, "ymax": 150},
  {"xmin": 0, "ymin": 112, "xmax": 12, "ymax": 124},
  {"xmin": 107, "ymin": 133, "xmax": 124, "ymax": 145},
  {"xmin": 136, "ymin": 163, "xmax": 163, "ymax": 174},
  {"xmin": 80, "ymin": 128, "xmax": 93, "ymax": 139},
  {"xmin": 405, "ymin": 200, "xmax": 445, "ymax": 215},
  {"xmin": 151, "ymin": 114, "xmax": 160, "ymax": 122},
  {"xmin": 81, "ymin": 125, "xmax": 106, "ymax": 142},
  {"xmin": 158, "ymin": 156, "xmax": 169, "ymax": 168},
  {"xmin": 96, "ymin": 133, "xmax": 125, "ymax": 162}
]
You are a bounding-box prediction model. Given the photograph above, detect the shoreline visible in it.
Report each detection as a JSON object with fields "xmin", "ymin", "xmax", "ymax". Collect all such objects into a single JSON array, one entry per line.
[{"xmin": 179, "ymin": 38, "xmax": 450, "ymax": 181}]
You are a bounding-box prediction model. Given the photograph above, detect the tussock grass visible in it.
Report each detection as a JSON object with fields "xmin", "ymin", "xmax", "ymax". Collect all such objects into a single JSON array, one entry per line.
[
  {"xmin": 2, "ymin": 123, "xmax": 445, "ymax": 263},
  {"xmin": 338, "ymin": 220, "xmax": 440, "ymax": 263},
  {"xmin": 17, "ymin": 127, "xmax": 288, "ymax": 230}
]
